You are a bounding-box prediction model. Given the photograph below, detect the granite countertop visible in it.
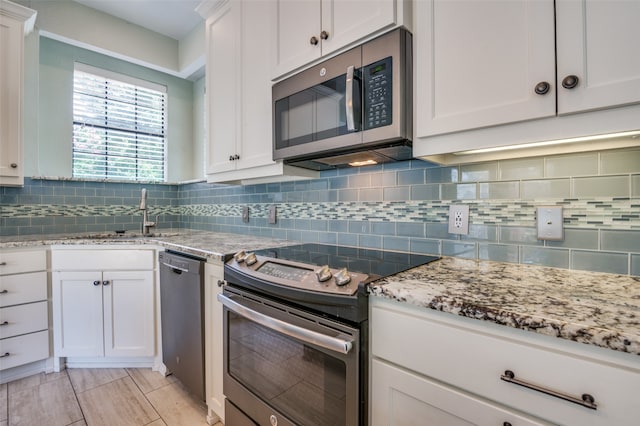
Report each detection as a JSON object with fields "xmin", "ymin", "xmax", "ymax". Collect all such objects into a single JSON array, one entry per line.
[
  {"xmin": 3, "ymin": 232, "xmax": 639, "ymax": 356},
  {"xmin": 0, "ymin": 229, "xmax": 292, "ymax": 262},
  {"xmin": 370, "ymin": 257, "xmax": 640, "ymax": 356}
]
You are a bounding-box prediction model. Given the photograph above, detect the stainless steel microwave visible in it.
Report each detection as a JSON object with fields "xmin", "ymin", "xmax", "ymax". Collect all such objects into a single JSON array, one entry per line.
[{"xmin": 272, "ymin": 28, "xmax": 412, "ymax": 170}]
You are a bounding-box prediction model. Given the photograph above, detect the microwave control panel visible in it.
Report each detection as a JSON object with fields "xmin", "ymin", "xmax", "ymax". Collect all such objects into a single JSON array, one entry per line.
[{"xmin": 363, "ymin": 56, "xmax": 393, "ymax": 130}]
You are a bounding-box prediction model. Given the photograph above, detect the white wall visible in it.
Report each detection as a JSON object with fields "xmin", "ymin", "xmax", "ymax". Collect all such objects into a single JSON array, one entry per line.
[{"xmin": 16, "ymin": 0, "xmax": 204, "ymax": 79}]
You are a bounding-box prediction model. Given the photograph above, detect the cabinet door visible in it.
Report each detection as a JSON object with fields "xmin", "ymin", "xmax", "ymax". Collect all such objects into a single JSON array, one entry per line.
[
  {"xmin": 556, "ymin": 0, "xmax": 640, "ymax": 114},
  {"xmin": 238, "ymin": 0, "xmax": 277, "ymax": 171},
  {"xmin": 205, "ymin": 1, "xmax": 242, "ymax": 175},
  {"xmin": 371, "ymin": 359, "xmax": 547, "ymax": 426},
  {"xmin": 415, "ymin": 0, "xmax": 556, "ymax": 138},
  {"xmin": 322, "ymin": 0, "xmax": 396, "ymax": 56},
  {"xmin": 272, "ymin": 0, "xmax": 321, "ymax": 77},
  {"xmin": 0, "ymin": 14, "xmax": 23, "ymax": 184},
  {"xmin": 52, "ymin": 271, "xmax": 104, "ymax": 357},
  {"xmin": 103, "ymin": 270, "xmax": 155, "ymax": 357}
]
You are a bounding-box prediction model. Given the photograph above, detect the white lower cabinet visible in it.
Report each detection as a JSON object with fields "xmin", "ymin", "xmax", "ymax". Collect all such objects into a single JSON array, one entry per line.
[
  {"xmin": 204, "ymin": 261, "xmax": 224, "ymax": 424},
  {"xmin": 0, "ymin": 248, "xmax": 49, "ymax": 376},
  {"xmin": 372, "ymin": 359, "xmax": 546, "ymax": 426},
  {"xmin": 370, "ymin": 298, "xmax": 640, "ymax": 426},
  {"xmin": 51, "ymin": 248, "xmax": 156, "ymax": 360}
]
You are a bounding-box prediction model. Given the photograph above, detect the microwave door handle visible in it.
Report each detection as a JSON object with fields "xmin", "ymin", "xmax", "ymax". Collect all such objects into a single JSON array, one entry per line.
[
  {"xmin": 218, "ymin": 293, "xmax": 354, "ymax": 355},
  {"xmin": 345, "ymin": 65, "xmax": 355, "ymax": 131}
]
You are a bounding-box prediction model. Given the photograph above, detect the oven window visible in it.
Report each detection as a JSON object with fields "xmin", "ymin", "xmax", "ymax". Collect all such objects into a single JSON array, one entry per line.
[
  {"xmin": 228, "ymin": 313, "xmax": 347, "ymax": 426},
  {"xmin": 274, "ymin": 74, "xmax": 360, "ymax": 149}
]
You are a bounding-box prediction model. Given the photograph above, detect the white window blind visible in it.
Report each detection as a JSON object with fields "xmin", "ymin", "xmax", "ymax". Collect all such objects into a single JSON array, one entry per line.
[{"xmin": 72, "ymin": 64, "xmax": 167, "ymax": 182}]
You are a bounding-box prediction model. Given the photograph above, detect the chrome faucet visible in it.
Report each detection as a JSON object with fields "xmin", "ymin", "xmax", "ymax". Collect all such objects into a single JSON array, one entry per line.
[{"xmin": 140, "ymin": 188, "xmax": 157, "ymax": 236}]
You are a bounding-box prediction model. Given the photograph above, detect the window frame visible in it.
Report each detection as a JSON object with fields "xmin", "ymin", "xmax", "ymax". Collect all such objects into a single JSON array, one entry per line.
[{"xmin": 72, "ymin": 62, "xmax": 168, "ymax": 182}]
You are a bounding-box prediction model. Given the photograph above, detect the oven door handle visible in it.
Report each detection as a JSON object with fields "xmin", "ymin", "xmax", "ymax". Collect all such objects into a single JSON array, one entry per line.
[{"xmin": 218, "ymin": 293, "xmax": 354, "ymax": 355}]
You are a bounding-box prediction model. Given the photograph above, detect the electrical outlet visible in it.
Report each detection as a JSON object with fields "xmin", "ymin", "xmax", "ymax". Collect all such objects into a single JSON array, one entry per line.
[
  {"xmin": 448, "ymin": 204, "xmax": 469, "ymax": 235},
  {"xmin": 537, "ymin": 206, "xmax": 564, "ymax": 240},
  {"xmin": 268, "ymin": 205, "xmax": 277, "ymax": 224},
  {"xmin": 242, "ymin": 206, "xmax": 249, "ymax": 223}
]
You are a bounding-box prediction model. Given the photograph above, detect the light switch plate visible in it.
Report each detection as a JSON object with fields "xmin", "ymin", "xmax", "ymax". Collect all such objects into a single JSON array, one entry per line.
[
  {"xmin": 537, "ymin": 206, "xmax": 564, "ymax": 240},
  {"xmin": 242, "ymin": 206, "xmax": 249, "ymax": 223},
  {"xmin": 448, "ymin": 204, "xmax": 469, "ymax": 235},
  {"xmin": 268, "ymin": 205, "xmax": 277, "ymax": 224}
]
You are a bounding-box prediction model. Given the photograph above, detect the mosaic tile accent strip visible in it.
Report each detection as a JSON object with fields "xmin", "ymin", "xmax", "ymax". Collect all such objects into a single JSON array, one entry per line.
[{"xmin": 2, "ymin": 198, "xmax": 639, "ymax": 229}]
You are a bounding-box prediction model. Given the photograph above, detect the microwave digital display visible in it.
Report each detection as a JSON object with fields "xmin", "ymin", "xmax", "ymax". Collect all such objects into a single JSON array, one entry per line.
[{"xmin": 369, "ymin": 63, "xmax": 387, "ymax": 76}]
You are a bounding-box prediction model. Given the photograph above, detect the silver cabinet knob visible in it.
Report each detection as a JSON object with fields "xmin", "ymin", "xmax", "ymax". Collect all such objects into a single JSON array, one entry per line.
[
  {"xmin": 562, "ymin": 75, "xmax": 579, "ymax": 89},
  {"xmin": 310, "ymin": 36, "xmax": 319, "ymax": 46},
  {"xmin": 534, "ymin": 81, "xmax": 550, "ymax": 95},
  {"xmin": 10, "ymin": 163, "xmax": 17, "ymax": 168},
  {"xmin": 320, "ymin": 30, "xmax": 329, "ymax": 40}
]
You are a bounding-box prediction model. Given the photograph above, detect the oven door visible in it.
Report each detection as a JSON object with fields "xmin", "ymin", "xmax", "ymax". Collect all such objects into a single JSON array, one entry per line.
[{"xmin": 219, "ymin": 287, "xmax": 360, "ymax": 426}]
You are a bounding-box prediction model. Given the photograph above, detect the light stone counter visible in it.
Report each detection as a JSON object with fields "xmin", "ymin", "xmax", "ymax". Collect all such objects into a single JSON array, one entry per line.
[
  {"xmin": 3, "ymin": 232, "xmax": 639, "ymax": 356},
  {"xmin": 369, "ymin": 257, "xmax": 640, "ymax": 356},
  {"xmin": 0, "ymin": 229, "xmax": 292, "ymax": 262}
]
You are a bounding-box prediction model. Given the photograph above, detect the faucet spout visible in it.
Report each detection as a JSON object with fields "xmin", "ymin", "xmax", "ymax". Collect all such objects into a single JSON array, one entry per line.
[{"xmin": 140, "ymin": 188, "xmax": 156, "ymax": 235}]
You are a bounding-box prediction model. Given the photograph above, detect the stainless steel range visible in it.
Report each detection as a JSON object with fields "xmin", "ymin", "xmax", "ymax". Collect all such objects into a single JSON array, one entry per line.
[{"xmin": 219, "ymin": 243, "xmax": 439, "ymax": 426}]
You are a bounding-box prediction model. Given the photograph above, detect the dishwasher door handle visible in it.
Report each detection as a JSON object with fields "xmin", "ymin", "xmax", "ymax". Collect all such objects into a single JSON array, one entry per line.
[
  {"xmin": 218, "ymin": 293, "xmax": 354, "ymax": 355},
  {"xmin": 161, "ymin": 262, "xmax": 188, "ymax": 273}
]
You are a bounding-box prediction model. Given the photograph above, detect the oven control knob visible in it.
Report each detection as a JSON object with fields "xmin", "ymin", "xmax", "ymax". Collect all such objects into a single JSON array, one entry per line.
[
  {"xmin": 334, "ymin": 267, "xmax": 351, "ymax": 286},
  {"xmin": 269, "ymin": 414, "xmax": 278, "ymax": 426},
  {"xmin": 245, "ymin": 252, "xmax": 258, "ymax": 266},
  {"xmin": 315, "ymin": 265, "xmax": 333, "ymax": 282},
  {"xmin": 234, "ymin": 250, "xmax": 247, "ymax": 263}
]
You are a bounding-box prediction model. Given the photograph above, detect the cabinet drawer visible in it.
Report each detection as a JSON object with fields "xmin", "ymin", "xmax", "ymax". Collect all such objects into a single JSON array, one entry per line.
[
  {"xmin": 52, "ymin": 249, "xmax": 155, "ymax": 271},
  {"xmin": 0, "ymin": 272, "xmax": 48, "ymax": 307},
  {"xmin": 0, "ymin": 250, "xmax": 47, "ymax": 274},
  {"xmin": 0, "ymin": 330, "xmax": 49, "ymax": 370},
  {"xmin": 372, "ymin": 358, "xmax": 548, "ymax": 426},
  {"xmin": 371, "ymin": 302, "xmax": 640, "ymax": 426},
  {"xmin": 0, "ymin": 301, "xmax": 48, "ymax": 339}
]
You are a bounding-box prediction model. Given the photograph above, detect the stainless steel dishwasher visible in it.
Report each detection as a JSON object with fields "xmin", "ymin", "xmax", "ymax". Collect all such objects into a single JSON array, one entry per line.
[{"xmin": 159, "ymin": 250, "xmax": 205, "ymax": 401}]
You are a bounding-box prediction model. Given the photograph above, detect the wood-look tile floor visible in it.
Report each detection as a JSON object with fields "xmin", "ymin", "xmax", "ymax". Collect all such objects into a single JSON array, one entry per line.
[{"xmin": 0, "ymin": 368, "xmax": 224, "ymax": 426}]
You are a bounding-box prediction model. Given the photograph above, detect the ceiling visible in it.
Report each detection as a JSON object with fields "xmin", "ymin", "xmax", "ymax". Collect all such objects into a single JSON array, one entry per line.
[{"xmin": 73, "ymin": 0, "xmax": 203, "ymax": 40}]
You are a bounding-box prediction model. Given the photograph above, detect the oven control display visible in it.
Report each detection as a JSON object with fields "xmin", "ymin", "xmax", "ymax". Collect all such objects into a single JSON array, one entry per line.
[{"xmin": 257, "ymin": 261, "xmax": 312, "ymax": 281}]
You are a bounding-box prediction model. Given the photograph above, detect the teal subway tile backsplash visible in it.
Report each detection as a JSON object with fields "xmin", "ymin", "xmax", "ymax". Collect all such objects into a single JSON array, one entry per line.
[
  {"xmin": 521, "ymin": 246, "xmax": 570, "ymax": 269},
  {"xmin": 2, "ymin": 147, "xmax": 639, "ymax": 275},
  {"xmin": 572, "ymin": 175, "xmax": 629, "ymax": 197},
  {"xmin": 572, "ymin": 250, "xmax": 629, "ymax": 275},
  {"xmin": 545, "ymin": 153, "xmax": 598, "ymax": 178},
  {"xmin": 600, "ymin": 149, "xmax": 640, "ymax": 174}
]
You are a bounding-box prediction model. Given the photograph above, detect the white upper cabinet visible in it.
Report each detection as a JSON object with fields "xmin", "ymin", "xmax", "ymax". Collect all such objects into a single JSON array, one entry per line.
[
  {"xmin": 556, "ymin": 0, "xmax": 640, "ymax": 114},
  {"xmin": 0, "ymin": 1, "xmax": 36, "ymax": 187},
  {"xmin": 415, "ymin": 0, "xmax": 556, "ymax": 137},
  {"xmin": 200, "ymin": 0, "xmax": 317, "ymax": 183},
  {"xmin": 414, "ymin": 0, "xmax": 640, "ymax": 163},
  {"xmin": 272, "ymin": 0, "xmax": 404, "ymax": 79}
]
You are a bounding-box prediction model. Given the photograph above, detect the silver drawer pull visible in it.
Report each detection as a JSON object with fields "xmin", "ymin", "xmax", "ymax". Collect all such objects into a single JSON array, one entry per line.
[
  {"xmin": 0, "ymin": 262, "xmax": 7, "ymax": 266},
  {"xmin": 0, "ymin": 289, "xmax": 8, "ymax": 294},
  {"xmin": 0, "ymin": 352, "xmax": 10, "ymax": 358},
  {"xmin": 0, "ymin": 321, "xmax": 8, "ymax": 326},
  {"xmin": 501, "ymin": 370, "xmax": 597, "ymax": 410}
]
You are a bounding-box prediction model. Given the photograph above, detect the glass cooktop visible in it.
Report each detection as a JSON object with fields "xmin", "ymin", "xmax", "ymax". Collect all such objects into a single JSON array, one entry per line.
[{"xmin": 253, "ymin": 243, "xmax": 439, "ymax": 280}]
